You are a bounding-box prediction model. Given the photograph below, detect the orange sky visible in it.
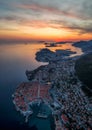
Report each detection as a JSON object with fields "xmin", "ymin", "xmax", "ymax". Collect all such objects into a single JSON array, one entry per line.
[
  {"xmin": 0, "ymin": 28, "xmax": 92, "ymax": 42},
  {"xmin": 0, "ymin": 0, "xmax": 92, "ymax": 42}
]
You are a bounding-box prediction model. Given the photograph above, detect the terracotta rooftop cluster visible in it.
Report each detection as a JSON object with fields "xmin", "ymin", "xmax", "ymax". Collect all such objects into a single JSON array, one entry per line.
[{"xmin": 13, "ymin": 81, "xmax": 51, "ymax": 112}]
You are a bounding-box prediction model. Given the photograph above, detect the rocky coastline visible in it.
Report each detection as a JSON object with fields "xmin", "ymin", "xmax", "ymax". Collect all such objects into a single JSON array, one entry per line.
[{"xmin": 13, "ymin": 41, "xmax": 92, "ymax": 130}]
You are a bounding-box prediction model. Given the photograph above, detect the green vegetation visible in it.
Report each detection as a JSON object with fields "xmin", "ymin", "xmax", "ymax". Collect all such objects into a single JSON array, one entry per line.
[{"xmin": 75, "ymin": 53, "xmax": 92, "ymax": 95}]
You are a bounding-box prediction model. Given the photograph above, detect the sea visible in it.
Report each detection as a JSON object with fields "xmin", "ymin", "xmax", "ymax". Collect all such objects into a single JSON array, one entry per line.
[{"xmin": 0, "ymin": 42, "xmax": 82, "ymax": 130}]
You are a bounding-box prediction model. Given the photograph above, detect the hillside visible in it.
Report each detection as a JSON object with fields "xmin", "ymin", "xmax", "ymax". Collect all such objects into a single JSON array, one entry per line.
[{"xmin": 75, "ymin": 53, "xmax": 92, "ymax": 96}]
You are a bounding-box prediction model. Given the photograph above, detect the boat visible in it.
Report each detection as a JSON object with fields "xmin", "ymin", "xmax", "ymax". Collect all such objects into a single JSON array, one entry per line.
[
  {"xmin": 37, "ymin": 113, "xmax": 48, "ymax": 118},
  {"xmin": 37, "ymin": 109, "xmax": 48, "ymax": 118}
]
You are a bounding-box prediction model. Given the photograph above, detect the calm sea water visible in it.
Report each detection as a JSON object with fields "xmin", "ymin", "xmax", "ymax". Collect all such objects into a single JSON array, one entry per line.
[{"xmin": 0, "ymin": 42, "xmax": 82, "ymax": 130}]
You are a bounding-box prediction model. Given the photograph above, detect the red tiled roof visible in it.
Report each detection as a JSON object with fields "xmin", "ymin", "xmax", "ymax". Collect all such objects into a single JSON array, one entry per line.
[{"xmin": 61, "ymin": 114, "xmax": 69, "ymax": 123}]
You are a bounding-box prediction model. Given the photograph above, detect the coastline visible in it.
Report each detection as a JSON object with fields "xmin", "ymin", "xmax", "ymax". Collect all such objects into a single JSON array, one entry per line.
[{"xmin": 12, "ymin": 42, "xmax": 92, "ymax": 130}]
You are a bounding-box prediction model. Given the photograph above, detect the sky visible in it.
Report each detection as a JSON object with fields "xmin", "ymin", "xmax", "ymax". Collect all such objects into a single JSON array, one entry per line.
[{"xmin": 0, "ymin": 0, "xmax": 92, "ymax": 42}]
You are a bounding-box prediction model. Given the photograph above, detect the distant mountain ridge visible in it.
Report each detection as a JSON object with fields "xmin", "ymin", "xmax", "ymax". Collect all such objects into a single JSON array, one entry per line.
[{"xmin": 73, "ymin": 40, "xmax": 92, "ymax": 53}]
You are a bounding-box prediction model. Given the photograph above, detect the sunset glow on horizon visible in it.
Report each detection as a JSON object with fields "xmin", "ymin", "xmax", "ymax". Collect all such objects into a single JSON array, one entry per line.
[{"xmin": 0, "ymin": 0, "xmax": 92, "ymax": 42}]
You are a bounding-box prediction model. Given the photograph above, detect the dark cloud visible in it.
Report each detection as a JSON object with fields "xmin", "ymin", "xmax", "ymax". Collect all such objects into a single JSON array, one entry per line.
[
  {"xmin": 0, "ymin": 16, "xmax": 17, "ymax": 21},
  {"xmin": 16, "ymin": 2, "xmax": 87, "ymax": 20},
  {"xmin": 0, "ymin": 15, "xmax": 23, "ymax": 25},
  {"xmin": 18, "ymin": 0, "xmax": 92, "ymax": 20},
  {"xmin": 50, "ymin": 20, "xmax": 92, "ymax": 34},
  {"xmin": 1, "ymin": 0, "xmax": 92, "ymax": 20}
]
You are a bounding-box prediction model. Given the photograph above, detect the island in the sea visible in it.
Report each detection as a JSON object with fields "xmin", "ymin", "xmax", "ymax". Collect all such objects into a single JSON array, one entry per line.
[{"xmin": 13, "ymin": 41, "xmax": 92, "ymax": 130}]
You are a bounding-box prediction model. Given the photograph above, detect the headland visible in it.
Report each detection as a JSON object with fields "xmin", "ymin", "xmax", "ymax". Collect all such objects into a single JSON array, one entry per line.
[{"xmin": 13, "ymin": 41, "xmax": 92, "ymax": 130}]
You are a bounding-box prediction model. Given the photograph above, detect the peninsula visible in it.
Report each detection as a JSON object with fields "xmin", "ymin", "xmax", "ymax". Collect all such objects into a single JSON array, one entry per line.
[{"xmin": 13, "ymin": 41, "xmax": 92, "ymax": 130}]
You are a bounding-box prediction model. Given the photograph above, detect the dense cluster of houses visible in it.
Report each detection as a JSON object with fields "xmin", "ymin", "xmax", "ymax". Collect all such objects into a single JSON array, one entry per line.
[{"xmin": 13, "ymin": 52, "xmax": 92, "ymax": 129}]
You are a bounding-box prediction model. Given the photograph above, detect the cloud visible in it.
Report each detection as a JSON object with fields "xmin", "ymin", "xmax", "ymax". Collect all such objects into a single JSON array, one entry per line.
[
  {"xmin": 1, "ymin": 0, "xmax": 92, "ymax": 21},
  {"xmin": 0, "ymin": 27, "xmax": 18, "ymax": 31},
  {"xmin": 51, "ymin": 19, "xmax": 92, "ymax": 34},
  {"xmin": 20, "ymin": 19, "xmax": 50, "ymax": 28},
  {"xmin": 16, "ymin": 0, "xmax": 92, "ymax": 20},
  {"xmin": 1, "ymin": 14, "xmax": 92, "ymax": 35},
  {"xmin": 81, "ymin": 0, "xmax": 92, "ymax": 19},
  {"xmin": 17, "ymin": 3, "xmax": 85, "ymax": 20},
  {"xmin": 0, "ymin": 0, "xmax": 92, "ymax": 36},
  {"xmin": 0, "ymin": 16, "xmax": 18, "ymax": 21}
]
